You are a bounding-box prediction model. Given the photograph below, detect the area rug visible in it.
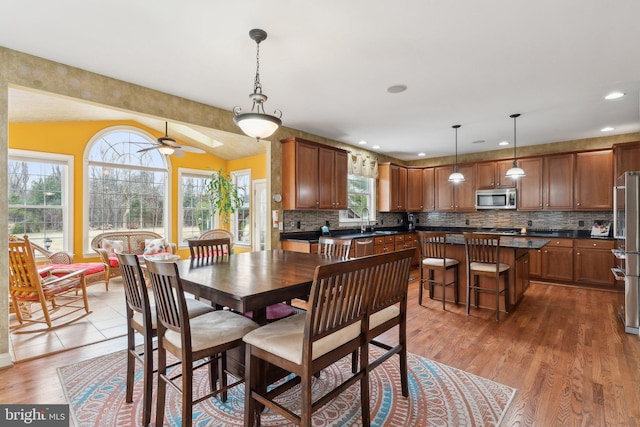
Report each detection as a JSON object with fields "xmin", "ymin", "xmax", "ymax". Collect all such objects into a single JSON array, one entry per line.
[{"xmin": 58, "ymin": 347, "xmax": 515, "ymax": 426}]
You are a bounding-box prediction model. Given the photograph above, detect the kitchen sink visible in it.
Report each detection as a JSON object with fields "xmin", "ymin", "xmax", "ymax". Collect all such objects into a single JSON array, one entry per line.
[{"xmin": 373, "ymin": 231, "xmax": 397, "ymax": 235}]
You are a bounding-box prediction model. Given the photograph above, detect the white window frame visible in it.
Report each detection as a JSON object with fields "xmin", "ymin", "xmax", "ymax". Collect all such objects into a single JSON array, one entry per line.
[
  {"xmin": 8, "ymin": 149, "xmax": 74, "ymax": 254},
  {"xmin": 230, "ymin": 169, "xmax": 251, "ymax": 247},
  {"xmin": 339, "ymin": 174, "xmax": 377, "ymax": 226},
  {"xmin": 177, "ymin": 168, "xmax": 217, "ymax": 248}
]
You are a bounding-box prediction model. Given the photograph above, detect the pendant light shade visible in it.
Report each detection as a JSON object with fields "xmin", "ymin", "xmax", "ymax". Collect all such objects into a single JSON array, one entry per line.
[
  {"xmin": 233, "ymin": 29, "xmax": 282, "ymax": 141},
  {"xmin": 505, "ymin": 113, "xmax": 526, "ymax": 178},
  {"xmin": 448, "ymin": 124, "xmax": 465, "ymax": 183}
]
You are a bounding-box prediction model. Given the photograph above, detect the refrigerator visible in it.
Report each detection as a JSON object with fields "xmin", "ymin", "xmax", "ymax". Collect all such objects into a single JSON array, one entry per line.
[{"xmin": 613, "ymin": 171, "xmax": 640, "ymax": 334}]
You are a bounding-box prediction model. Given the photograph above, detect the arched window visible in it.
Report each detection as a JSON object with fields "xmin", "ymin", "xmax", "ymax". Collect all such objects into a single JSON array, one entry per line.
[{"xmin": 85, "ymin": 126, "xmax": 170, "ymax": 252}]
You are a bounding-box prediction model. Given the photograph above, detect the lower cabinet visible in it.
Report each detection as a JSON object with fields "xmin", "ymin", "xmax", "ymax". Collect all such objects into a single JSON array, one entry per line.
[
  {"xmin": 515, "ymin": 250, "xmax": 530, "ymax": 302},
  {"xmin": 574, "ymin": 239, "xmax": 615, "ymax": 287},
  {"xmin": 541, "ymin": 238, "xmax": 575, "ymax": 282}
]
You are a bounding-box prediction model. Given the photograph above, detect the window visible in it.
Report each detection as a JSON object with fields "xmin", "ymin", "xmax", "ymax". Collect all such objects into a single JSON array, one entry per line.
[
  {"xmin": 178, "ymin": 169, "xmax": 215, "ymax": 246},
  {"xmin": 339, "ymin": 174, "xmax": 376, "ymax": 226},
  {"xmin": 86, "ymin": 127, "xmax": 169, "ymax": 251},
  {"xmin": 231, "ymin": 170, "xmax": 251, "ymax": 246},
  {"xmin": 8, "ymin": 150, "xmax": 73, "ymax": 253}
]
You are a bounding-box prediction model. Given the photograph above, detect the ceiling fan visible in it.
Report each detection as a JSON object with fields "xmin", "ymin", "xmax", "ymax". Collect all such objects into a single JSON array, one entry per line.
[{"xmin": 137, "ymin": 122, "xmax": 206, "ymax": 157}]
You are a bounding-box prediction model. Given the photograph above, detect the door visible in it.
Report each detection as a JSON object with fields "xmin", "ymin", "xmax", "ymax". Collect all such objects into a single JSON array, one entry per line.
[{"xmin": 252, "ymin": 179, "xmax": 267, "ymax": 251}]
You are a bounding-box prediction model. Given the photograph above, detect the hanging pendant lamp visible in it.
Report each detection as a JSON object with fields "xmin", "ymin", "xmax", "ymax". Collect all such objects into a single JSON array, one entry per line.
[
  {"xmin": 233, "ymin": 29, "xmax": 283, "ymax": 141},
  {"xmin": 448, "ymin": 124, "xmax": 465, "ymax": 183},
  {"xmin": 505, "ymin": 113, "xmax": 526, "ymax": 178}
]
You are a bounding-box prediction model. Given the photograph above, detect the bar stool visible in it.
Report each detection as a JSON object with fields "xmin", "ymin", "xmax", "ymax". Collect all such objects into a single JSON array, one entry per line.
[
  {"xmin": 463, "ymin": 233, "xmax": 510, "ymax": 321},
  {"xmin": 416, "ymin": 231, "xmax": 460, "ymax": 310}
]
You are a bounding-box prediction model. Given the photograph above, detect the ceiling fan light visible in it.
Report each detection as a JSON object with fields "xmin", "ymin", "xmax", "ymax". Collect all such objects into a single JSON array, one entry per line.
[
  {"xmin": 158, "ymin": 146, "xmax": 175, "ymax": 155},
  {"xmin": 448, "ymin": 171, "xmax": 466, "ymax": 183},
  {"xmin": 233, "ymin": 112, "xmax": 281, "ymax": 139}
]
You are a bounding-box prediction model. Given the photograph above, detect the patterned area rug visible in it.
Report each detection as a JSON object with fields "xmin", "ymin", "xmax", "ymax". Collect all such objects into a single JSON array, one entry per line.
[{"xmin": 58, "ymin": 347, "xmax": 515, "ymax": 426}]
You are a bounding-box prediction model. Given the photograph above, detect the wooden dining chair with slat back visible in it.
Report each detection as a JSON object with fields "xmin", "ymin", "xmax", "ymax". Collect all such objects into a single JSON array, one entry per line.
[
  {"xmin": 416, "ymin": 231, "xmax": 460, "ymax": 310},
  {"xmin": 117, "ymin": 252, "xmax": 215, "ymax": 427},
  {"xmin": 463, "ymin": 233, "xmax": 510, "ymax": 321},
  {"xmin": 188, "ymin": 237, "xmax": 231, "ymax": 264},
  {"xmin": 146, "ymin": 259, "xmax": 259, "ymax": 427},
  {"xmin": 317, "ymin": 236, "xmax": 352, "ymax": 259}
]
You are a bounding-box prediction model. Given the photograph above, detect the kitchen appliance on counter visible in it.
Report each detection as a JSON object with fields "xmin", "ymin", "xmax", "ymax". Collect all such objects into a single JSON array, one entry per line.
[
  {"xmin": 613, "ymin": 171, "xmax": 640, "ymax": 334},
  {"xmin": 406, "ymin": 213, "xmax": 415, "ymax": 231},
  {"xmin": 475, "ymin": 188, "xmax": 517, "ymax": 209}
]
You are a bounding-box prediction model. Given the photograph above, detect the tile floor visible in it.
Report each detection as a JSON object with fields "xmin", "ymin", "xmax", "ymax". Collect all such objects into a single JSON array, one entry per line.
[{"xmin": 9, "ymin": 278, "xmax": 128, "ymax": 362}]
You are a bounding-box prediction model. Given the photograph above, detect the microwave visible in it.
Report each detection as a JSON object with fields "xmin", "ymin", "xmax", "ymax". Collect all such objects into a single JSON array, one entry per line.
[{"xmin": 476, "ymin": 189, "xmax": 517, "ymax": 209}]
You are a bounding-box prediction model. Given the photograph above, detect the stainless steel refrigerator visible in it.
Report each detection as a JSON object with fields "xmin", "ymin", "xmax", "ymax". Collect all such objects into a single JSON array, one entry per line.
[{"xmin": 613, "ymin": 171, "xmax": 640, "ymax": 334}]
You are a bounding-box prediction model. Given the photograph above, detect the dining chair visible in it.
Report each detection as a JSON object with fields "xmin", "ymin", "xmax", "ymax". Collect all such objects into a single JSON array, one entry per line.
[
  {"xmin": 187, "ymin": 237, "xmax": 231, "ymax": 263},
  {"xmin": 145, "ymin": 258, "xmax": 259, "ymax": 427},
  {"xmin": 416, "ymin": 231, "xmax": 460, "ymax": 310},
  {"xmin": 8, "ymin": 235, "xmax": 90, "ymax": 333},
  {"xmin": 117, "ymin": 252, "xmax": 215, "ymax": 427},
  {"xmin": 198, "ymin": 229, "xmax": 235, "ymax": 252},
  {"xmin": 463, "ymin": 233, "xmax": 510, "ymax": 321},
  {"xmin": 317, "ymin": 236, "xmax": 352, "ymax": 259},
  {"xmin": 243, "ymin": 253, "xmax": 380, "ymax": 427},
  {"xmin": 351, "ymin": 248, "xmax": 414, "ymax": 398}
]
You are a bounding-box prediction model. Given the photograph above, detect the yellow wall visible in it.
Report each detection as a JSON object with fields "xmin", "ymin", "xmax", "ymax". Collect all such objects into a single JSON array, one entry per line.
[{"xmin": 9, "ymin": 120, "xmax": 266, "ymax": 261}]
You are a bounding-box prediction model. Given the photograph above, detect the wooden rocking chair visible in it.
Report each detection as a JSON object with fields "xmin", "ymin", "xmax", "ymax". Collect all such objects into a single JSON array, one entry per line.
[{"xmin": 9, "ymin": 235, "xmax": 91, "ymax": 333}]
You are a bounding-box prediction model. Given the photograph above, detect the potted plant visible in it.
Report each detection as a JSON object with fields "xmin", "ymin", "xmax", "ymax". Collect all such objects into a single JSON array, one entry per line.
[{"xmin": 205, "ymin": 168, "xmax": 243, "ymax": 228}]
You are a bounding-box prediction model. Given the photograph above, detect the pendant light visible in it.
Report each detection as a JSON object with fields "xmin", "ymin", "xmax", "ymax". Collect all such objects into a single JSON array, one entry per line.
[
  {"xmin": 505, "ymin": 113, "xmax": 526, "ymax": 178},
  {"xmin": 448, "ymin": 124, "xmax": 465, "ymax": 183},
  {"xmin": 233, "ymin": 29, "xmax": 283, "ymax": 141}
]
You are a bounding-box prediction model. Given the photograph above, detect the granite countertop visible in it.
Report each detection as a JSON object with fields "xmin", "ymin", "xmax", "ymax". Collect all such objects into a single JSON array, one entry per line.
[{"xmin": 444, "ymin": 234, "xmax": 549, "ymax": 249}]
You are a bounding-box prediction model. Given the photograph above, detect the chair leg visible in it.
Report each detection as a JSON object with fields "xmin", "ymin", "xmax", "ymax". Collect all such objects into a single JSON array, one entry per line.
[
  {"xmin": 142, "ymin": 330, "xmax": 153, "ymax": 426},
  {"xmin": 183, "ymin": 361, "xmax": 193, "ymax": 427},
  {"xmin": 360, "ymin": 344, "xmax": 371, "ymax": 427},
  {"xmin": 125, "ymin": 325, "xmax": 135, "ymax": 404},
  {"xmin": 244, "ymin": 345, "xmax": 258, "ymax": 427},
  {"xmin": 418, "ymin": 267, "xmax": 424, "ymax": 306},
  {"xmin": 495, "ymin": 273, "xmax": 500, "ymax": 322},
  {"xmin": 465, "ymin": 270, "xmax": 471, "ymax": 316},
  {"xmin": 504, "ymin": 270, "xmax": 510, "ymax": 314},
  {"xmin": 220, "ymin": 352, "xmax": 228, "ymax": 402},
  {"xmin": 155, "ymin": 347, "xmax": 167, "ymax": 427},
  {"xmin": 453, "ymin": 266, "xmax": 459, "ymax": 305},
  {"xmin": 428, "ymin": 270, "xmax": 435, "ymax": 300}
]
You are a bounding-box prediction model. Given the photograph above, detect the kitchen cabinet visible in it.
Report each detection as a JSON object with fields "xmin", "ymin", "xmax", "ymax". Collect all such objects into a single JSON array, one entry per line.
[
  {"xmin": 574, "ymin": 150, "xmax": 613, "ymax": 210},
  {"xmin": 378, "ymin": 163, "xmax": 407, "ymax": 212},
  {"xmin": 423, "ymin": 167, "xmax": 435, "ymax": 211},
  {"xmin": 281, "ymin": 137, "xmax": 347, "ymax": 210},
  {"xmin": 614, "ymin": 141, "xmax": 640, "ymax": 180},
  {"xmin": 541, "ymin": 238, "xmax": 574, "ymax": 281},
  {"xmin": 529, "ymin": 248, "xmax": 542, "ymax": 277},
  {"xmin": 517, "ymin": 154, "xmax": 574, "ymax": 210},
  {"xmin": 477, "ymin": 160, "xmax": 516, "ymax": 189},
  {"xmin": 574, "ymin": 239, "xmax": 615, "ymax": 286},
  {"xmin": 374, "ymin": 235, "xmax": 395, "ymax": 254},
  {"xmin": 434, "ymin": 164, "xmax": 476, "ymax": 211},
  {"xmin": 406, "ymin": 168, "xmax": 425, "ymax": 211},
  {"xmin": 516, "ymin": 157, "xmax": 544, "ymax": 210},
  {"xmin": 281, "ymin": 240, "xmax": 319, "ymax": 254},
  {"xmin": 514, "ymin": 250, "xmax": 530, "ymax": 303}
]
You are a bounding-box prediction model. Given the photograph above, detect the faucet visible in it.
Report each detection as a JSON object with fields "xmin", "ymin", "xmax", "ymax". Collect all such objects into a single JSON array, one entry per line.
[{"xmin": 360, "ymin": 207, "xmax": 370, "ymax": 233}]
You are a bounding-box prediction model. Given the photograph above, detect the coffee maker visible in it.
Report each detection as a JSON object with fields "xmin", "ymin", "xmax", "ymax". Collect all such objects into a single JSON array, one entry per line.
[{"xmin": 406, "ymin": 213, "xmax": 415, "ymax": 231}]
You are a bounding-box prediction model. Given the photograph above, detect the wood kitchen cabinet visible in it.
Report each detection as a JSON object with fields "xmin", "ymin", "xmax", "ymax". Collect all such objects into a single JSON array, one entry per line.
[
  {"xmin": 281, "ymin": 137, "xmax": 347, "ymax": 210},
  {"xmin": 514, "ymin": 250, "xmax": 530, "ymax": 303},
  {"xmin": 516, "ymin": 157, "xmax": 543, "ymax": 210},
  {"xmin": 378, "ymin": 163, "xmax": 407, "ymax": 212},
  {"xmin": 477, "ymin": 160, "xmax": 516, "ymax": 189},
  {"xmin": 614, "ymin": 141, "xmax": 640, "ymax": 180},
  {"xmin": 517, "ymin": 154, "xmax": 574, "ymax": 210},
  {"xmin": 574, "ymin": 150, "xmax": 613, "ymax": 210},
  {"xmin": 423, "ymin": 167, "xmax": 435, "ymax": 211},
  {"xmin": 528, "ymin": 247, "xmax": 542, "ymax": 277},
  {"xmin": 374, "ymin": 235, "xmax": 395, "ymax": 254},
  {"xmin": 434, "ymin": 164, "xmax": 476, "ymax": 211},
  {"xmin": 406, "ymin": 168, "xmax": 425, "ymax": 211},
  {"xmin": 574, "ymin": 239, "xmax": 615, "ymax": 287},
  {"xmin": 541, "ymin": 238, "xmax": 574, "ymax": 281}
]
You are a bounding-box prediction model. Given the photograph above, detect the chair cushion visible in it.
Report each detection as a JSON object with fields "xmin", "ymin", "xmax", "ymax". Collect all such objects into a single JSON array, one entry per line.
[
  {"xmin": 46, "ymin": 263, "xmax": 105, "ymax": 277},
  {"xmin": 164, "ymin": 310, "xmax": 258, "ymax": 353},
  {"xmin": 132, "ymin": 298, "xmax": 214, "ymax": 330},
  {"xmin": 243, "ymin": 313, "xmax": 362, "ymax": 365},
  {"xmin": 144, "ymin": 238, "xmax": 166, "ymax": 255},
  {"xmin": 470, "ymin": 262, "xmax": 510, "ymax": 273},
  {"xmin": 108, "ymin": 256, "xmax": 120, "ymax": 267},
  {"xmin": 102, "ymin": 239, "xmax": 124, "ymax": 256},
  {"xmin": 370, "ymin": 305, "xmax": 400, "ymax": 329},
  {"xmin": 422, "ymin": 257, "xmax": 459, "ymax": 267}
]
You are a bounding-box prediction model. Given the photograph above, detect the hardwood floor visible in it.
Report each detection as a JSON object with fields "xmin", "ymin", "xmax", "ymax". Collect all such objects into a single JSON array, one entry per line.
[{"xmin": 2, "ymin": 272, "xmax": 640, "ymax": 426}]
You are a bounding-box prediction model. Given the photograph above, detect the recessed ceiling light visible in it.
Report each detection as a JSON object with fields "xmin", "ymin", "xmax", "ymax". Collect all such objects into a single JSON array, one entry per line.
[
  {"xmin": 387, "ymin": 84, "xmax": 407, "ymax": 94},
  {"xmin": 372, "ymin": 145, "xmax": 380, "ymax": 149},
  {"xmin": 601, "ymin": 126, "xmax": 615, "ymax": 132},
  {"xmin": 499, "ymin": 141, "xmax": 509, "ymax": 146},
  {"xmin": 418, "ymin": 152, "xmax": 426, "ymax": 157},
  {"xmin": 471, "ymin": 140, "xmax": 485, "ymax": 144},
  {"xmin": 604, "ymin": 92, "xmax": 625, "ymax": 100},
  {"xmin": 358, "ymin": 140, "xmax": 367, "ymax": 145}
]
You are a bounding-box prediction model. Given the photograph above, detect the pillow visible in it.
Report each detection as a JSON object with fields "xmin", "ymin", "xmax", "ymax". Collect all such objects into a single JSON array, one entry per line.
[
  {"xmin": 144, "ymin": 238, "xmax": 167, "ymax": 255},
  {"xmin": 102, "ymin": 239, "xmax": 124, "ymax": 256}
]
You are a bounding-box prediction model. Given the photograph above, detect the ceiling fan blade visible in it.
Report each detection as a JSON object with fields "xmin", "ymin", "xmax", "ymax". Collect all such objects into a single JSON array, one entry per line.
[
  {"xmin": 137, "ymin": 146, "xmax": 158, "ymax": 153},
  {"xmin": 172, "ymin": 149, "xmax": 185, "ymax": 157}
]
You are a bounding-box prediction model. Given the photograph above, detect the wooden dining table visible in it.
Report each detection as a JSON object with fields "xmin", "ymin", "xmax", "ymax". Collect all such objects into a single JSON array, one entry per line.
[{"xmin": 177, "ymin": 249, "xmax": 341, "ymax": 325}]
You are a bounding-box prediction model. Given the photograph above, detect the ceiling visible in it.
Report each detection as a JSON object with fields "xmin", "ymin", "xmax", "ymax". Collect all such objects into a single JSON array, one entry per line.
[{"xmin": 2, "ymin": 1, "xmax": 640, "ymax": 161}]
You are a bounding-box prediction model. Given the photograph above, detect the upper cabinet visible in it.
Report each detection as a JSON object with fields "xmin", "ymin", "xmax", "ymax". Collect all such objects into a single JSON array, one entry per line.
[
  {"xmin": 434, "ymin": 164, "xmax": 477, "ymax": 211},
  {"xmin": 423, "ymin": 167, "xmax": 435, "ymax": 211},
  {"xmin": 476, "ymin": 160, "xmax": 516, "ymax": 189},
  {"xmin": 574, "ymin": 150, "xmax": 612, "ymax": 210},
  {"xmin": 614, "ymin": 141, "xmax": 640, "ymax": 181},
  {"xmin": 406, "ymin": 168, "xmax": 425, "ymax": 211},
  {"xmin": 281, "ymin": 137, "xmax": 348, "ymax": 210},
  {"xmin": 378, "ymin": 163, "xmax": 407, "ymax": 212},
  {"xmin": 517, "ymin": 157, "xmax": 544, "ymax": 210},
  {"xmin": 517, "ymin": 154, "xmax": 574, "ymax": 210}
]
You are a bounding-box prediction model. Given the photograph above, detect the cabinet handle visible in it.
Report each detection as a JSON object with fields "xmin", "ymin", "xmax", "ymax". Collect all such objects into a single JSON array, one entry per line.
[
  {"xmin": 577, "ymin": 252, "xmax": 581, "ymax": 256},
  {"xmin": 576, "ymin": 202, "xmax": 581, "ymax": 206},
  {"xmin": 593, "ymin": 243, "xmax": 597, "ymax": 247},
  {"xmin": 546, "ymin": 203, "xmax": 549, "ymax": 206}
]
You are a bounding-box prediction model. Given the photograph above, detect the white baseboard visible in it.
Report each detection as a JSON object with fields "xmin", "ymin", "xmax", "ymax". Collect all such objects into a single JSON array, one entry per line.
[{"xmin": 0, "ymin": 352, "xmax": 13, "ymax": 369}]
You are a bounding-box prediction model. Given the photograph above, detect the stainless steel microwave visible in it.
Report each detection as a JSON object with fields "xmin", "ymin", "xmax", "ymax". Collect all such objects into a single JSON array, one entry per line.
[{"xmin": 476, "ymin": 189, "xmax": 517, "ymax": 209}]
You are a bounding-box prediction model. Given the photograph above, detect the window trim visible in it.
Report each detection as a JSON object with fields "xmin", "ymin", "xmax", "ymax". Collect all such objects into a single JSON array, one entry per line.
[
  {"xmin": 230, "ymin": 169, "xmax": 251, "ymax": 248},
  {"xmin": 177, "ymin": 167, "xmax": 217, "ymax": 249},
  {"xmin": 8, "ymin": 148, "xmax": 74, "ymax": 253}
]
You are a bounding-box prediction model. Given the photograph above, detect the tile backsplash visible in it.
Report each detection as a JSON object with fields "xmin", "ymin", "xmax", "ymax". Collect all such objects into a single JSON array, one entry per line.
[{"xmin": 282, "ymin": 210, "xmax": 613, "ymax": 233}]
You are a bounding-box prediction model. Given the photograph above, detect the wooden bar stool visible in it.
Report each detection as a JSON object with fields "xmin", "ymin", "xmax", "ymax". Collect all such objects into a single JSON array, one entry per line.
[
  {"xmin": 463, "ymin": 233, "xmax": 510, "ymax": 321},
  {"xmin": 416, "ymin": 231, "xmax": 460, "ymax": 310}
]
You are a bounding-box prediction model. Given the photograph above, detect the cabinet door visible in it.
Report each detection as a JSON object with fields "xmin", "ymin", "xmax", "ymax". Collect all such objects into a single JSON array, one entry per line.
[
  {"xmin": 295, "ymin": 141, "xmax": 320, "ymax": 209},
  {"xmin": 529, "ymin": 248, "xmax": 542, "ymax": 277},
  {"xmin": 515, "ymin": 252, "xmax": 530, "ymax": 303},
  {"xmin": 454, "ymin": 164, "xmax": 477, "ymax": 211},
  {"xmin": 614, "ymin": 141, "xmax": 640, "ymax": 180},
  {"xmin": 423, "ymin": 167, "xmax": 435, "ymax": 211},
  {"xmin": 333, "ymin": 150, "xmax": 348, "ymax": 209},
  {"xmin": 317, "ymin": 147, "xmax": 336, "ymax": 209},
  {"xmin": 574, "ymin": 150, "xmax": 613, "ymax": 210},
  {"xmin": 392, "ymin": 165, "xmax": 408, "ymax": 212},
  {"xmin": 544, "ymin": 154, "xmax": 574, "ymax": 210},
  {"xmin": 574, "ymin": 240, "xmax": 615, "ymax": 286},
  {"xmin": 476, "ymin": 162, "xmax": 496, "ymax": 189},
  {"xmin": 407, "ymin": 168, "xmax": 424, "ymax": 211},
  {"xmin": 542, "ymin": 246, "xmax": 574, "ymax": 281},
  {"xmin": 496, "ymin": 160, "xmax": 517, "ymax": 188},
  {"xmin": 517, "ymin": 157, "xmax": 543, "ymax": 210},
  {"xmin": 434, "ymin": 166, "xmax": 455, "ymax": 211}
]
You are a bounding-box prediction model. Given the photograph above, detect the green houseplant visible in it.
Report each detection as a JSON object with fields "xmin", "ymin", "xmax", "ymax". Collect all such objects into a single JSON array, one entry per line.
[{"xmin": 205, "ymin": 168, "xmax": 243, "ymax": 227}]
